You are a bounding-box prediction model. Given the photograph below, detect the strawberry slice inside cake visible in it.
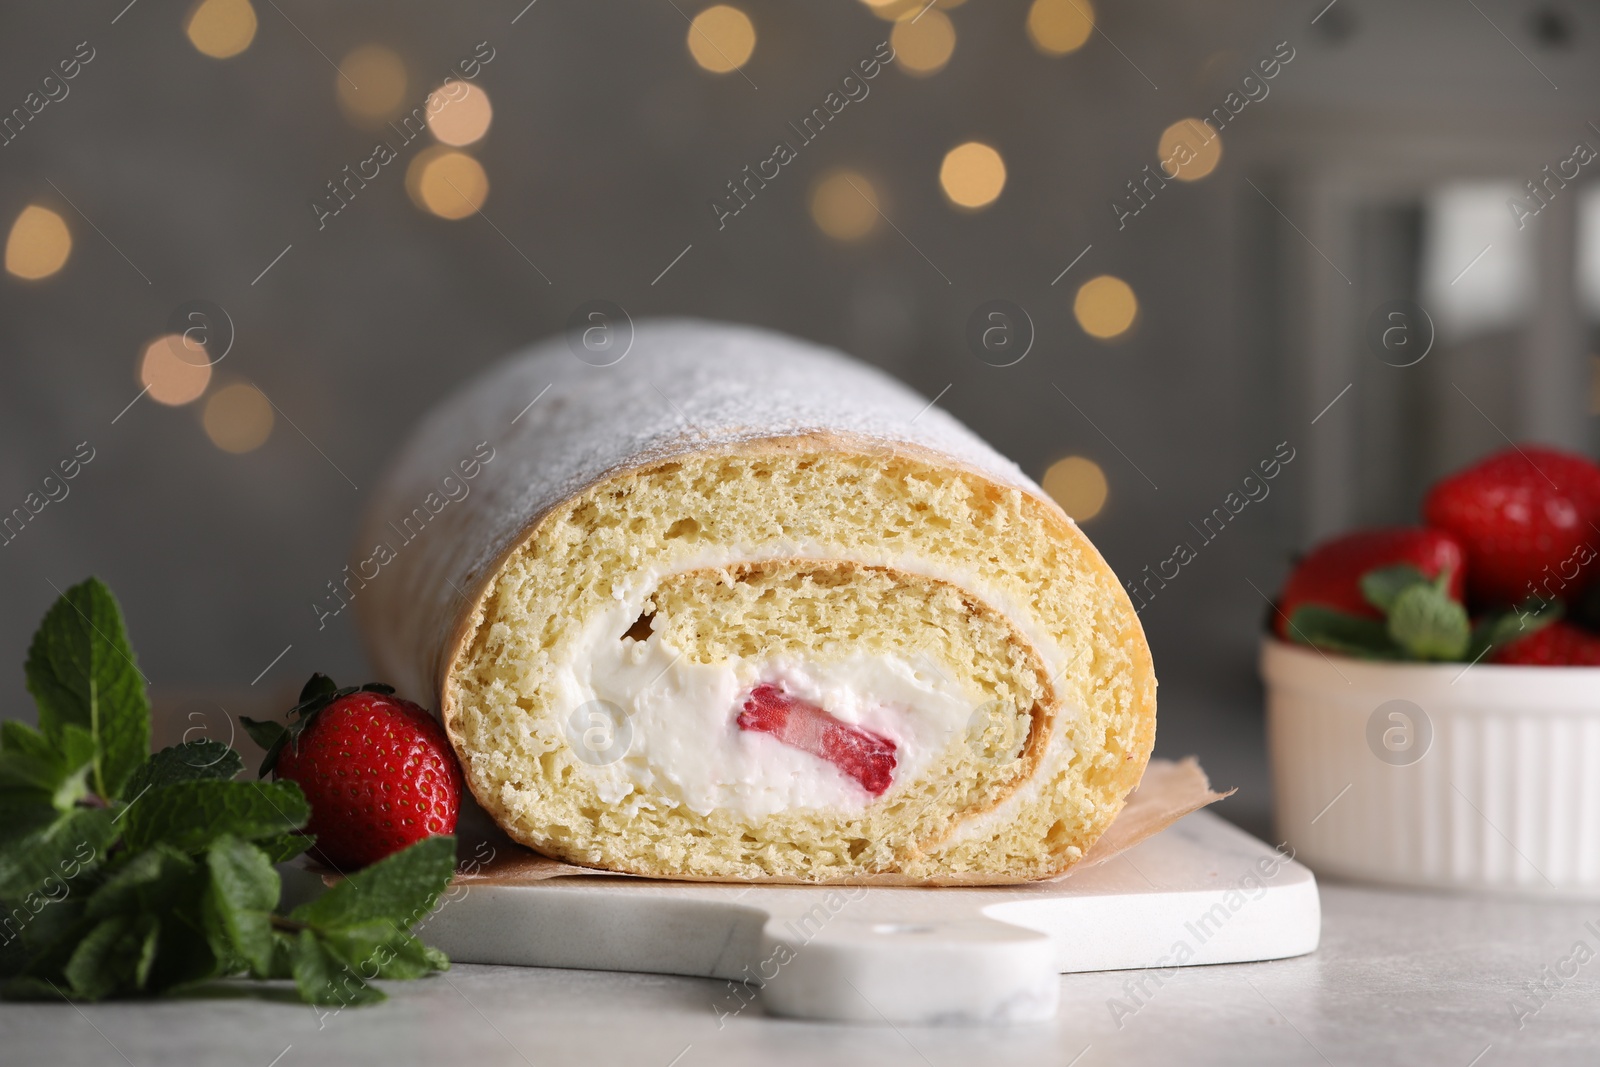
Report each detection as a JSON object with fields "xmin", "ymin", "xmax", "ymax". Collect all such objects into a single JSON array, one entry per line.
[{"xmin": 737, "ymin": 682, "xmax": 897, "ymax": 796}]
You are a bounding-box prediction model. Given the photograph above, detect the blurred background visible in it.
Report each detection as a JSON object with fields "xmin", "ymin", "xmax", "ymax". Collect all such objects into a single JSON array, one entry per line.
[{"xmin": 4, "ymin": 0, "xmax": 1600, "ymax": 835}]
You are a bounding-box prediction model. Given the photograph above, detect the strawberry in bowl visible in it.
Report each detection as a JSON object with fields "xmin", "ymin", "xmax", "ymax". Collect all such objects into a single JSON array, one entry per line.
[
  {"xmin": 1274, "ymin": 526, "xmax": 1467, "ymax": 657},
  {"xmin": 1423, "ymin": 445, "xmax": 1600, "ymax": 609},
  {"xmin": 1491, "ymin": 620, "xmax": 1600, "ymax": 666},
  {"xmin": 1261, "ymin": 445, "xmax": 1600, "ymax": 897}
]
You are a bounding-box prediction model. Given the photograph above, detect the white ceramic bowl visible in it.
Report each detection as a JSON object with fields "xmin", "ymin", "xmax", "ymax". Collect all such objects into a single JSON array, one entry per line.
[{"xmin": 1261, "ymin": 638, "xmax": 1600, "ymax": 898}]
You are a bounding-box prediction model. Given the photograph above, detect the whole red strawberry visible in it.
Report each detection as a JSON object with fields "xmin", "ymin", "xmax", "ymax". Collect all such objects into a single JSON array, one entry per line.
[
  {"xmin": 1275, "ymin": 527, "xmax": 1465, "ymax": 640},
  {"xmin": 1492, "ymin": 621, "xmax": 1600, "ymax": 666},
  {"xmin": 243, "ymin": 675, "xmax": 461, "ymax": 870},
  {"xmin": 1424, "ymin": 446, "xmax": 1600, "ymax": 607}
]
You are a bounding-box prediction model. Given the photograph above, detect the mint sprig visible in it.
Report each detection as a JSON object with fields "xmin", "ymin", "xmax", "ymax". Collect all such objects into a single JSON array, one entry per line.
[
  {"xmin": 122, "ymin": 739, "xmax": 243, "ymax": 795},
  {"xmin": 120, "ymin": 779, "xmax": 311, "ymax": 854},
  {"xmin": 1468, "ymin": 598, "xmax": 1564, "ymax": 662},
  {"xmin": 0, "ymin": 721, "xmax": 98, "ymax": 810},
  {"xmin": 0, "ymin": 577, "xmax": 457, "ymax": 1006},
  {"xmin": 1287, "ymin": 564, "xmax": 1559, "ymax": 661},
  {"xmin": 1283, "ymin": 604, "xmax": 1402, "ymax": 659},
  {"xmin": 1384, "ymin": 570, "xmax": 1471, "ymax": 660},
  {"xmin": 24, "ymin": 578, "xmax": 150, "ymax": 800}
]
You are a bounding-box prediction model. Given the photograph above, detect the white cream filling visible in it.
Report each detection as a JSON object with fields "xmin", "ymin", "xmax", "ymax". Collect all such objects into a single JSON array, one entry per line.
[
  {"xmin": 548, "ymin": 581, "xmax": 988, "ymax": 820},
  {"xmin": 540, "ymin": 544, "xmax": 1080, "ymax": 821}
]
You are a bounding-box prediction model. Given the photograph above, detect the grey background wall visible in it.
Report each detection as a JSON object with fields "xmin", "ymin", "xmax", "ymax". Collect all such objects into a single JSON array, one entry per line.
[{"xmin": 4, "ymin": 0, "xmax": 1598, "ymax": 832}]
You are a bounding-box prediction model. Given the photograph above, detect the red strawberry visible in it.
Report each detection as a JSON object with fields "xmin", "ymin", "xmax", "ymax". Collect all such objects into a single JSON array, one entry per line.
[
  {"xmin": 1492, "ymin": 621, "xmax": 1600, "ymax": 666},
  {"xmin": 248, "ymin": 677, "xmax": 461, "ymax": 870},
  {"xmin": 738, "ymin": 683, "xmax": 897, "ymax": 795},
  {"xmin": 1275, "ymin": 527, "xmax": 1465, "ymax": 640},
  {"xmin": 1424, "ymin": 446, "xmax": 1600, "ymax": 607}
]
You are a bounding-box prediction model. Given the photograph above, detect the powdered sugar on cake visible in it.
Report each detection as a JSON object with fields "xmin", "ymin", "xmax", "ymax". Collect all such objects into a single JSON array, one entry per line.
[{"xmin": 360, "ymin": 319, "xmax": 1056, "ymax": 702}]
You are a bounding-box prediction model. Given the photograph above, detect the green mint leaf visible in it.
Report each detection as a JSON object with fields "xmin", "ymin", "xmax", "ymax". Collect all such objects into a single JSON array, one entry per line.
[
  {"xmin": 319, "ymin": 923, "xmax": 446, "ymax": 981},
  {"xmin": 1285, "ymin": 606, "xmax": 1401, "ymax": 659},
  {"xmin": 143, "ymin": 913, "xmax": 223, "ymax": 995},
  {"xmin": 0, "ymin": 892, "xmax": 88, "ymax": 982},
  {"xmin": 124, "ymin": 741, "xmax": 243, "ymax": 796},
  {"xmin": 237, "ymin": 717, "xmax": 290, "ymax": 778},
  {"xmin": 290, "ymin": 835, "xmax": 455, "ymax": 934},
  {"xmin": 1470, "ymin": 598, "xmax": 1564, "ymax": 661},
  {"xmin": 0, "ymin": 723, "xmax": 98, "ymax": 811},
  {"xmin": 0, "ymin": 721, "xmax": 63, "ymax": 759},
  {"xmin": 266, "ymin": 930, "xmax": 298, "ymax": 980},
  {"xmin": 65, "ymin": 848, "xmax": 221, "ymax": 998},
  {"xmin": 0, "ymin": 721, "xmax": 62, "ymax": 780},
  {"xmin": 0, "ymin": 976, "xmax": 60, "ymax": 999},
  {"xmin": 60, "ymin": 912, "xmax": 161, "ymax": 1001},
  {"xmin": 133, "ymin": 917, "xmax": 160, "ymax": 991},
  {"xmin": 52, "ymin": 726, "xmax": 99, "ymax": 811},
  {"xmin": 0, "ymin": 807, "xmax": 114, "ymax": 901},
  {"xmin": 1387, "ymin": 583, "xmax": 1471, "ymax": 660},
  {"xmin": 24, "ymin": 577, "xmax": 151, "ymax": 800},
  {"xmin": 204, "ymin": 836, "xmax": 280, "ymax": 978},
  {"xmin": 255, "ymin": 833, "xmax": 314, "ymax": 865},
  {"xmin": 85, "ymin": 846, "xmax": 198, "ymax": 921},
  {"xmin": 0, "ymin": 795, "xmax": 62, "ymax": 854},
  {"xmin": 121, "ymin": 780, "xmax": 309, "ymax": 854},
  {"xmin": 1360, "ymin": 564, "xmax": 1430, "ymax": 613},
  {"xmin": 0, "ymin": 753, "xmax": 57, "ymax": 798},
  {"xmin": 290, "ymin": 928, "xmax": 385, "ymax": 1006},
  {"xmin": 63, "ymin": 914, "xmax": 137, "ymax": 1000}
]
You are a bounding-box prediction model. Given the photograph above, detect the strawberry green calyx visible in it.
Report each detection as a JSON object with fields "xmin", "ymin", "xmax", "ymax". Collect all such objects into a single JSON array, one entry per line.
[
  {"xmin": 1371, "ymin": 565, "xmax": 1470, "ymax": 661},
  {"xmin": 240, "ymin": 674, "xmax": 397, "ymax": 778},
  {"xmin": 1287, "ymin": 564, "xmax": 1557, "ymax": 662},
  {"xmin": 1471, "ymin": 598, "xmax": 1564, "ymax": 661}
]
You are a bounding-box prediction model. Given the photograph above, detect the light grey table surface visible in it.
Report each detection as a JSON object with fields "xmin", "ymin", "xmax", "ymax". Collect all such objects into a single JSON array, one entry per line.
[{"xmin": 2, "ymin": 878, "xmax": 1595, "ymax": 1067}]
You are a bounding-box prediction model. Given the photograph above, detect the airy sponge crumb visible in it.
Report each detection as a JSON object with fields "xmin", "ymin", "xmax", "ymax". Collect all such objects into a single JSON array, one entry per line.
[{"xmin": 446, "ymin": 443, "xmax": 1155, "ymax": 883}]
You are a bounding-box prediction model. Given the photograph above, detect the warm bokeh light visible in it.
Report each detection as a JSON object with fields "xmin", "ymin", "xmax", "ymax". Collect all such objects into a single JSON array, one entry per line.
[
  {"xmin": 1042, "ymin": 456, "xmax": 1109, "ymax": 521},
  {"xmin": 810, "ymin": 170, "xmax": 880, "ymax": 241},
  {"xmin": 861, "ymin": 0, "xmax": 965, "ymax": 20},
  {"xmin": 140, "ymin": 335, "xmax": 212, "ymax": 406},
  {"xmin": 427, "ymin": 83, "xmax": 493, "ymax": 146},
  {"xmin": 866, "ymin": 0, "xmax": 918, "ymax": 18},
  {"xmin": 1158, "ymin": 118, "xmax": 1223, "ymax": 181},
  {"xmin": 203, "ymin": 382, "xmax": 274, "ymax": 453},
  {"xmin": 406, "ymin": 148, "xmax": 489, "ymax": 219},
  {"xmin": 5, "ymin": 206, "xmax": 71, "ymax": 280},
  {"xmin": 337, "ymin": 45, "xmax": 408, "ymax": 124},
  {"xmin": 939, "ymin": 141, "xmax": 1006, "ymax": 209},
  {"xmin": 687, "ymin": 5, "xmax": 756, "ymax": 73},
  {"xmin": 1027, "ymin": 0, "xmax": 1094, "ymax": 55},
  {"xmin": 1074, "ymin": 275, "xmax": 1138, "ymax": 339},
  {"xmin": 891, "ymin": 9, "xmax": 956, "ymax": 76},
  {"xmin": 185, "ymin": 0, "xmax": 258, "ymax": 60}
]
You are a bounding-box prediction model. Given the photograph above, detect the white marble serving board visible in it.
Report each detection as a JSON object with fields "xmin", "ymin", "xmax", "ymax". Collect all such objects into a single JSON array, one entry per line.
[{"xmin": 283, "ymin": 811, "xmax": 1319, "ymax": 1025}]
